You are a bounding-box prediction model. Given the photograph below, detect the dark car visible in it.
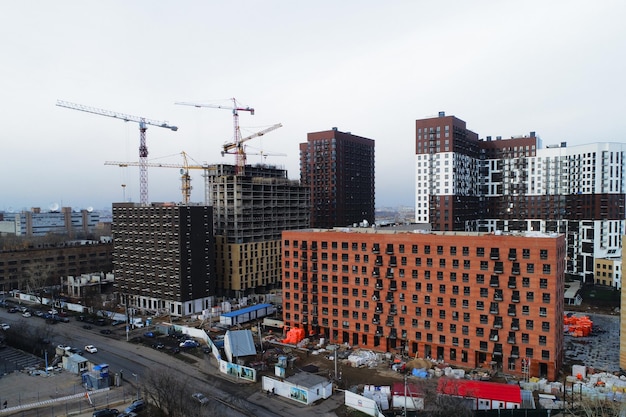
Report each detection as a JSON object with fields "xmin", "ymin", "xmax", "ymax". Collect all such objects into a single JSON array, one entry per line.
[
  {"xmin": 92, "ymin": 408, "xmax": 118, "ymax": 417},
  {"xmin": 83, "ymin": 324, "xmax": 93, "ymax": 330},
  {"xmin": 153, "ymin": 342, "xmax": 165, "ymax": 349},
  {"xmin": 95, "ymin": 318, "xmax": 107, "ymax": 326},
  {"xmin": 7, "ymin": 307, "xmax": 17, "ymax": 313},
  {"xmin": 143, "ymin": 331, "xmax": 155, "ymax": 338},
  {"xmin": 124, "ymin": 399, "xmax": 146, "ymax": 413},
  {"xmin": 100, "ymin": 329, "xmax": 112, "ymax": 335}
]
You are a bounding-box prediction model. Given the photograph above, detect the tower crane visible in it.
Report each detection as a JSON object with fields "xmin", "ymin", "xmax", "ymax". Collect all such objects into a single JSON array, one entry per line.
[
  {"xmin": 105, "ymin": 152, "xmax": 208, "ymax": 205},
  {"xmin": 56, "ymin": 100, "xmax": 178, "ymax": 205},
  {"xmin": 221, "ymin": 123, "xmax": 283, "ymax": 165},
  {"xmin": 175, "ymin": 98, "xmax": 258, "ymax": 174}
]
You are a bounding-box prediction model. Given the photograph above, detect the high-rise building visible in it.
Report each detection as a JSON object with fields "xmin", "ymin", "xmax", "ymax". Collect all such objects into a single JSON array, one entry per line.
[
  {"xmin": 415, "ymin": 112, "xmax": 626, "ymax": 280},
  {"xmin": 282, "ymin": 227, "xmax": 565, "ymax": 380},
  {"xmin": 204, "ymin": 164, "xmax": 310, "ymax": 296},
  {"xmin": 300, "ymin": 128, "xmax": 375, "ymax": 228},
  {"xmin": 112, "ymin": 203, "xmax": 216, "ymax": 317}
]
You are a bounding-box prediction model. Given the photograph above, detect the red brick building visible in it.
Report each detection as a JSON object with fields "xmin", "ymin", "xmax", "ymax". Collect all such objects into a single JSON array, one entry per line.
[{"xmin": 282, "ymin": 228, "xmax": 565, "ymax": 380}]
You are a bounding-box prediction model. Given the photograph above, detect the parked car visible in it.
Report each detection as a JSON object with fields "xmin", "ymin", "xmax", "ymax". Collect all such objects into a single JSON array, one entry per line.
[
  {"xmin": 83, "ymin": 324, "xmax": 93, "ymax": 330},
  {"xmin": 7, "ymin": 307, "xmax": 18, "ymax": 313},
  {"xmin": 95, "ymin": 318, "xmax": 107, "ymax": 326},
  {"xmin": 124, "ymin": 399, "xmax": 146, "ymax": 413},
  {"xmin": 22, "ymin": 311, "xmax": 31, "ymax": 318},
  {"xmin": 111, "ymin": 320, "xmax": 123, "ymax": 326},
  {"xmin": 117, "ymin": 413, "xmax": 137, "ymax": 417},
  {"xmin": 34, "ymin": 310, "xmax": 44, "ymax": 317},
  {"xmin": 100, "ymin": 329, "xmax": 112, "ymax": 335},
  {"xmin": 92, "ymin": 408, "xmax": 118, "ymax": 417},
  {"xmin": 143, "ymin": 331, "xmax": 155, "ymax": 338},
  {"xmin": 1, "ymin": 323, "xmax": 10, "ymax": 331},
  {"xmin": 85, "ymin": 345, "xmax": 98, "ymax": 354},
  {"xmin": 179, "ymin": 339, "xmax": 199, "ymax": 348},
  {"xmin": 153, "ymin": 342, "xmax": 165, "ymax": 350},
  {"xmin": 192, "ymin": 392, "xmax": 209, "ymax": 405}
]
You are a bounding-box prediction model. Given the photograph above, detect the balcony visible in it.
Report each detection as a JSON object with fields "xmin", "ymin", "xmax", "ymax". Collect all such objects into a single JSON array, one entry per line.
[
  {"xmin": 507, "ymin": 308, "xmax": 516, "ymax": 316},
  {"xmin": 494, "ymin": 292, "xmax": 503, "ymax": 301},
  {"xmin": 493, "ymin": 319, "xmax": 503, "ymax": 329},
  {"xmin": 511, "ymin": 349, "xmax": 520, "ymax": 358},
  {"xmin": 372, "ymin": 245, "xmax": 380, "ymax": 254},
  {"xmin": 508, "ymin": 250, "xmax": 517, "ymax": 261},
  {"xmin": 375, "ymin": 256, "xmax": 383, "ymax": 266},
  {"xmin": 507, "ymin": 337, "xmax": 516, "ymax": 344},
  {"xmin": 490, "ymin": 277, "xmax": 499, "ymax": 287},
  {"xmin": 490, "ymin": 249, "xmax": 500, "ymax": 260}
]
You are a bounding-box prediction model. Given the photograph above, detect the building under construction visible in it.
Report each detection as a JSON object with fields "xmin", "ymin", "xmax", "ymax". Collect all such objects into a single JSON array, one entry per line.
[{"xmin": 205, "ymin": 163, "xmax": 310, "ymax": 297}]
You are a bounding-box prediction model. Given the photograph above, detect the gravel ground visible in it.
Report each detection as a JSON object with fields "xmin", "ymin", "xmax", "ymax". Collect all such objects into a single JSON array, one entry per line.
[{"xmin": 563, "ymin": 311, "xmax": 621, "ymax": 374}]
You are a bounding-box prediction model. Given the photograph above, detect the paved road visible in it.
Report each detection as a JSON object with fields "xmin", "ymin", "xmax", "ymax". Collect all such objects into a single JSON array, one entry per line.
[{"xmin": 0, "ymin": 306, "xmax": 343, "ymax": 417}]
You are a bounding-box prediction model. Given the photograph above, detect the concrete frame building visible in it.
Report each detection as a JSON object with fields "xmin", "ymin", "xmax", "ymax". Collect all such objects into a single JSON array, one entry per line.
[
  {"xmin": 112, "ymin": 203, "xmax": 216, "ymax": 317},
  {"xmin": 204, "ymin": 164, "xmax": 310, "ymax": 297},
  {"xmin": 415, "ymin": 112, "xmax": 626, "ymax": 281},
  {"xmin": 300, "ymin": 128, "xmax": 375, "ymax": 228},
  {"xmin": 282, "ymin": 227, "xmax": 565, "ymax": 380}
]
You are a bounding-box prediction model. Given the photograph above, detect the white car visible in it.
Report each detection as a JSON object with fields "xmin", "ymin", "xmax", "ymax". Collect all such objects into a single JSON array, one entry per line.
[
  {"xmin": 84, "ymin": 345, "xmax": 98, "ymax": 353},
  {"xmin": 0, "ymin": 323, "xmax": 9, "ymax": 330},
  {"xmin": 192, "ymin": 392, "xmax": 209, "ymax": 404},
  {"xmin": 22, "ymin": 312, "xmax": 31, "ymax": 318}
]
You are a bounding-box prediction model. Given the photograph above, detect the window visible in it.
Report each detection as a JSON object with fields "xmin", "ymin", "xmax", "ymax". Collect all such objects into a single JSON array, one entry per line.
[
  {"xmin": 480, "ymin": 260, "xmax": 489, "ymax": 270},
  {"xmin": 476, "ymin": 328, "xmax": 484, "ymax": 337},
  {"xmin": 539, "ymin": 335, "xmax": 547, "ymax": 345},
  {"xmin": 477, "ymin": 247, "xmax": 485, "ymax": 257},
  {"xmin": 522, "ymin": 333, "xmax": 529, "ymax": 343},
  {"xmin": 476, "ymin": 274, "xmax": 485, "ymax": 284},
  {"xmin": 540, "ymin": 278, "xmax": 548, "ymax": 289},
  {"xmin": 522, "ymin": 249, "xmax": 530, "ymax": 259},
  {"xmin": 543, "ymin": 264, "xmax": 551, "ymax": 274},
  {"xmin": 542, "ymin": 350, "xmax": 550, "ymax": 360},
  {"xmin": 526, "ymin": 320, "xmax": 534, "ymax": 330},
  {"xmin": 542, "ymin": 293, "xmax": 550, "ymax": 303},
  {"xmin": 540, "ymin": 249, "xmax": 548, "ymax": 260},
  {"xmin": 480, "ymin": 288, "xmax": 488, "ymax": 298},
  {"xmin": 522, "ymin": 305, "xmax": 530, "ymax": 315},
  {"xmin": 539, "ymin": 307, "xmax": 547, "ymax": 317},
  {"xmin": 463, "ymin": 312, "xmax": 470, "ymax": 322},
  {"xmin": 527, "ymin": 263, "xmax": 535, "ymax": 273},
  {"xmin": 463, "ymin": 286, "xmax": 470, "ymax": 296},
  {"xmin": 522, "ymin": 277, "xmax": 530, "ymax": 287},
  {"xmin": 542, "ymin": 321, "xmax": 550, "ymax": 331},
  {"xmin": 462, "ymin": 246, "xmax": 469, "ymax": 256},
  {"xmin": 462, "ymin": 326, "xmax": 469, "ymax": 335},
  {"xmin": 526, "ymin": 292, "xmax": 534, "ymax": 301},
  {"xmin": 463, "ymin": 260, "xmax": 471, "ymax": 269}
]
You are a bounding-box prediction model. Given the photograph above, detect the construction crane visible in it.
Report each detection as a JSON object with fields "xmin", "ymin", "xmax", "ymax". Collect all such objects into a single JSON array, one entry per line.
[
  {"xmin": 175, "ymin": 98, "xmax": 259, "ymax": 174},
  {"xmin": 56, "ymin": 100, "xmax": 178, "ymax": 205},
  {"xmin": 221, "ymin": 123, "xmax": 283, "ymax": 165},
  {"xmin": 105, "ymin": 152, "xmax": 208, "ymax": 205}
]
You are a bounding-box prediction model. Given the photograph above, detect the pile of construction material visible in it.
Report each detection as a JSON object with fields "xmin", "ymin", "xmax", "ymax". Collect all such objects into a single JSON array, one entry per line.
[{"xmin": 564, "ymin": 314, "xmax": 593, "ymax": 337}]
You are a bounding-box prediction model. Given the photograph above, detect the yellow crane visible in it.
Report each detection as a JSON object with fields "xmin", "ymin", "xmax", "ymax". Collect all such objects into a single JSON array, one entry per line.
[
  {"xmin": 105, "ymin": 152, "xmax": 207, "ymax": 205},
  {"xmin": 175, "ymin": 98, "xmax": 282, "ymax": 174}
]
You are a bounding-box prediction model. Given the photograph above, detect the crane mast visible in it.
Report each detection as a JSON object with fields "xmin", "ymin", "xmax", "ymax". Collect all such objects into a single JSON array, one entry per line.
[
  {"xmin": 175, "ymin": 98, "xmax": 255, "ymax": 174},
  {"xmin": 56, "ymin": 100, "xmax": 178, "ymax": 205}
]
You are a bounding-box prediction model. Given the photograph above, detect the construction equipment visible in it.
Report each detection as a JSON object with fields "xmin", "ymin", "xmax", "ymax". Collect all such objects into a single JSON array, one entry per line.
[
  {"xmin": 56, "ymin": 100, "xmax": 178, "ymax": 205},
  {"xmin": 221, "ymin": 123, "xmax": 283, "ymax": 164},
  {"xmin": 176, "ymin": 98, "xmax": 280, "ymax": 174},
  {"xmin": 105, "ymin": 152, "xmax": 208, "ymax": 205}
]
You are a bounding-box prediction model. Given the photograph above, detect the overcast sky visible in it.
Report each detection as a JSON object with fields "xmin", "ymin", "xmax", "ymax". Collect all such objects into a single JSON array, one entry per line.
[{"xmin": 1, "ymin": 1, "xmax": 625, "ymax": 212}]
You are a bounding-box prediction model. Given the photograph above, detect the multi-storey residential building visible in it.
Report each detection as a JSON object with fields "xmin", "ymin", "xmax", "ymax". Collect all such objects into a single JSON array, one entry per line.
[
  {"xmin": 0, "ymin": 241, "xmax": 112, "ymax": 293},
  {"xmin": 112, "ymin": 203, "xmax": 216, "ymax": 317},
  {"xmin": 0, "ymin": 207, "xmax": 100, "ymax": 237},
  {"xmin": 594, "ymin": 257, "xmax": 622, "ymax": 289},
  {"xmin": 415, "ymin": 112, "xmax": 626, "ymax": 281},
  {"xmin": 204, "ymin": 164, "xmax": 310, "ymax": 296},
  {"xmin": 282, "ymin": 228, "xmax": 565, "ymax": 380},
  {"xmin": 300, "ymin": 128, "xmax": 375, "ymax": 228}
]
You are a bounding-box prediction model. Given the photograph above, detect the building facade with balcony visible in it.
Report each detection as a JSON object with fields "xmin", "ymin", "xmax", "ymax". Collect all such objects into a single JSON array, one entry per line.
[
  {"xmin": 282, "ymin": 228, "xmax": 565, "ymax": 380},
  {"xmin": 415, "ymin": 112, "xmax": 625, "ymax": 281},
  {"xmin": 112, "ymin": 202, "xmax": 216, "ymax": 317}
]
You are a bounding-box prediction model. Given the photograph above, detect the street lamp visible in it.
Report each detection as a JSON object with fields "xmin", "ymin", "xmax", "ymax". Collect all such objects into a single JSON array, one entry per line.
[{"xmin": 132, "ymin": 373, "xmax": 139, "ymax": 400}]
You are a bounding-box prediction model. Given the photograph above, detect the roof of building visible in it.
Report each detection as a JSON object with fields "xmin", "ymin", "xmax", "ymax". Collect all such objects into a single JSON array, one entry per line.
[
  {"xmin": 392, "ymin": 381, "xmax": 423, "ymax": 397},
  {"xmin": 221, "ymin": 303, "xmax": 273, "ymax": 318},
  {"xmin": 224, "ymin": 330, "xmax": 256, "ymax": 357},
  {"xmin": 437, "ymin": 378, "xmax": 521, "ymax": 403},
  {"xmin": 286, "ymin": 371, "xmax": 329, "ymax": 388}
]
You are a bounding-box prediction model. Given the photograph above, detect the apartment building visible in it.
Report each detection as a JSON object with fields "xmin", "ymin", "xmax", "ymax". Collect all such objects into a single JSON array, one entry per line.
[
  {"xmin": 204, "ymin": 164, "xmax": 310, "ymax": 296},
  {"xmin": 282, "ymin": 228, "xmax": 565, "ymax": 380},
  {"xmin": 415, "ymin": 112, "xmax": 625, "ymax": 280},
  {"xmin": 300, "ymin": 128, "xmax": 375, "ymax": 228},
  {"xmin": 112, "ymin": 202, "xmax": 216, "ymax": 317}
]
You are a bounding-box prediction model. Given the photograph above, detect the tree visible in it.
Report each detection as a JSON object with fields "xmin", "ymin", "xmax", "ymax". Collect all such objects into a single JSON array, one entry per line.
[{"xmin": 21, "ymin": 260, "xmax": 55, "ymax": 305}]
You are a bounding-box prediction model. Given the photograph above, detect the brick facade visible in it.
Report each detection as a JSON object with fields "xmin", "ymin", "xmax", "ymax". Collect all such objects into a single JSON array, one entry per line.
[{"xmin": 282, "ymin": 228, "xmax": 565, "ymax": 380}]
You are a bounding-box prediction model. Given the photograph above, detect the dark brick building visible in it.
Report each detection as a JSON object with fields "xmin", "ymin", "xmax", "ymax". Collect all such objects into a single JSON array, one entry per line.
[{"xmin": 300, "ymin": 128, "xmax": 375, "ymax": 228}]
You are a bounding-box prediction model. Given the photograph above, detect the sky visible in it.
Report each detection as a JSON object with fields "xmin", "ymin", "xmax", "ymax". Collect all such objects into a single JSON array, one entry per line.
[{"xmin": 1, "ymin": 1, "xmax": 625, "ymax": 212}]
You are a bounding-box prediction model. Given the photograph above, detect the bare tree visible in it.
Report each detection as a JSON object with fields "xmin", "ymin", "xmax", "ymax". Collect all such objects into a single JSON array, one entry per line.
[
  {"xmin": 141, "ymin": 368, "xmax": 217, "ymax": 417},
  {"xmin": 21, "ymin": 260, "xmax": 55, "ymax": 304},
  {"xmin": 564, "ymin": 394, "xmax": 626, "ymax": 417}
]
